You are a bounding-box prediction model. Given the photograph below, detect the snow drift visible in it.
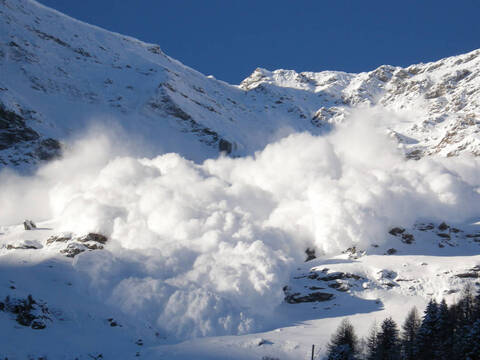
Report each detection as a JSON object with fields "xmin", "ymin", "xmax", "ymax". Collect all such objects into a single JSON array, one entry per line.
[{"xmin": 1, "ymin": 108, "xmax": 480, "ymax": 339}]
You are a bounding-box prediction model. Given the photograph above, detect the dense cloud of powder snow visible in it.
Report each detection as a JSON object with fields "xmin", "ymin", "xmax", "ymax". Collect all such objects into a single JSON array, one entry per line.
[{"xmin": 1, "ymin": 108, "xmax": 480, "ymax": 339}]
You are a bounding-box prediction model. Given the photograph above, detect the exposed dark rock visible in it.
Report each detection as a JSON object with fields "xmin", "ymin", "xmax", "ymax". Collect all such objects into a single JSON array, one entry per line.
[
  {"xmin": 455, "ymin": 266, "xmax": 480, "ymax": 278},
  {"xmin": 308, "ymin": 286, "xmax": 325, "ymax": 290},
  {"xmin": 46, "ymin": 233, "xmax": 72, "ymax": 244},
  {"xmin": 328, "ymin": 282, "xmax": 350, "ymax": 292},
  {"xmin": 456, "ymin": 272, "xmax": 479, "ymax": 279},
  {"xmin": 406, "ymin": 149, "xmax": 423, "ymax": 160},
  {"xmin": 147, "ymin": 45, "xmax": 162, "ymax": 54},
  {"xmin": 437, "ymin": 233, "xmax": 451, "ymax": 239},
  {"xmin": 343, "ymin": 246, "xmax": 362, "ymax": 259},
  {"xmin": 305, "ymin": 247, "xmax": 316, "ymax": 262},
  {"xmin": 389, "ymin": 227, "xmax": 405, "ymax": 236},
  {"xmin": 219, "ymin": 139, "xmax": 233, "ymax": 154},
  {"xmin": 2, "ymin": 295, "xmax": 49, "ymax": 329},
  {"xmin": 149, "ymin": 92, "xmax": 191, "ymax": 121},
  {"xmin": 74, "ymin": 47, "xmax": 91, "ymax": 57},
  {"xmin": 107, "ymin": 318, "xmax": 121, "ymax": 327},
  {"xmin": 0, "ymin": 104, "xmax": 61, "ymax": 165},
  {"xmin": 386, "ymin": 248, "xmax": 397, "ymax": 255},
  {"xmin": 0, "ymin": 105, "xmax": 40, "ymax": 150},
  {"xmin": 6, "ymin": 244, "xmax": 39, "ymax": 250},
  {"xmin": 77, "ymin": 233, "xmax": 108, "ymax": 244},
  {"xmin": 83, "ymin": 243, "xmax": 104, "ymax": 250},
  {"xmin": 389, "ymin": 227, "xmax": 414, "ymax": 242},
  {"xmin": 466, "ymin": 233, "xmax": 480, "ymax": 238},
  {"xmin": 31, "ymin": 320, "xmax": 46, "ymax": 329},
  {"xmin": 48, "ymin": 233, "xmax": 107, "ymax": 257},
  {"xmin": 438, "ymin": 222, "xmax": 449, "ymax": 231},
  {"xmin": 377, "ymin": 269, "xmax": 397, "ymax": 280},
  {"xmin": 285, "ymin": 291, "xmax": 334, "ymax": 303},
  {"xmin": 23, "ymin": 219, "xmax": 37, "ymax": 230},
  {"xmin": 401, "ymin": 233, "xmax": 414, "ymax": 244},
  {"xmin": 316, "ymin": 272, "xmax": 363, "ymax": 282},
  {"xmin": 32, "ymin": 28, "xmax": 70, "ymax": 47},
  {"xmin": 35, "ymin": 138, "xmax": 61, "ymax": 161},
  {"xmin": 60, "ymin": 243, "xmax": 87, "ymax": 258},
  {"xmin": 416, "ymin": 223, "xmax": 435, "ymax": 231}
]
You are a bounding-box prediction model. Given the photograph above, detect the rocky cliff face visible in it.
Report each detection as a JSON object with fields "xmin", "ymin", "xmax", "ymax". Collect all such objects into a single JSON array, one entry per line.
[{"xmin": 1, "ymin": 0, "xmax": 479, "ymax": 170}]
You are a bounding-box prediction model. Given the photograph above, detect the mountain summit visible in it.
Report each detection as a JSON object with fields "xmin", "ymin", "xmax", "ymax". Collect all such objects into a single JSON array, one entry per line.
[{"xmin": 1, "ymin": 0, "xmax": 479, "ymax": 169}]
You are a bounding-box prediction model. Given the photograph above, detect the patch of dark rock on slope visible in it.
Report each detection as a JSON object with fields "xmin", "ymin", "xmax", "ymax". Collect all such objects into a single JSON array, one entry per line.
[
  {"xmin": 285, "ymin": 291, "xmax": 335, "ymax": 304},
  {"xmin": 0, "ymin": 104, "xmax": 39, "ymax": 150},
  {"xmin": 0, "ymin": 104, "xmax": 61, "ymax": 164},
  {"xmin": 47, "ymin": 232, "xmax": 108, "ymax": 258},
  {"xmin": 0, "ymin": 294, "xmax": 50, "ymax": 329}
]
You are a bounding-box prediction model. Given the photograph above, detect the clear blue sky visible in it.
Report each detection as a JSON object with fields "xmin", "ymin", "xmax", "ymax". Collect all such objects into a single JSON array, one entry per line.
[{"xmin": 37, "ymin": 0, "xmax": 480, "ymax": 84}]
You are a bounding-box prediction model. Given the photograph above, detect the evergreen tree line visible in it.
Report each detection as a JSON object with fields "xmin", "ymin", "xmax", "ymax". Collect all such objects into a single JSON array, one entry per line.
[{"xmin": 325, "ymin": 285, "xmax": 480, "ymax": 360}]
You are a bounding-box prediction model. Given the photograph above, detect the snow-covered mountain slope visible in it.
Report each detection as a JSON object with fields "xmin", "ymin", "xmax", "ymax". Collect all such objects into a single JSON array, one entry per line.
[
  {"xmin": 1, "ymin": 0, "xmax": 479, "ymax": 169},
  {"xmin": 240, "ymin": 50, "xmax": 480, "ymax": 159},
  {"xmin": 1, "ymin": 1, "xmax": 480, "ymax": 359}
]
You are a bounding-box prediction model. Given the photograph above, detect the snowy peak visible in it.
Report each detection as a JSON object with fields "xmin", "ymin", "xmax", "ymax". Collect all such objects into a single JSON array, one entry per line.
[
  {"xmin": 239, "ymin": 49, "xmax": 480, "ymax": 157},
  {"xmin": 1, "ymin": 0, "xmax": 480, "ymax": 169}
]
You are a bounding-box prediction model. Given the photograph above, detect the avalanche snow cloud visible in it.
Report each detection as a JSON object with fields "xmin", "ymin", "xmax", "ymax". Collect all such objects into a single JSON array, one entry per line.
[{"xmin": 1, "ymin": 108, "xmax": 480, "ymax": 339}]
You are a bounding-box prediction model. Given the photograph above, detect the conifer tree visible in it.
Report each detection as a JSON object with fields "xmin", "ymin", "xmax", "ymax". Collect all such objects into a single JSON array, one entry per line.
[
  {"xmin": 452, "ymin": 285, "xmax": 476, "ymax": 359},
  {"xmin": 414, "ymin": 299, "xmax": 438, "ymax": 360},
  {"xmin": 463, "ymin": 318, "xmax": 480, "ymax": 360},
  {"xmin": 327, "ymin": 319, "xmax": 359, "ymax": 360},
  {"xmin": 365, "ymin": 322, "xmax": 379, "ymax": 360},
  {"xmin": 472, "ymin": 287, "xmax": 480, "ymax": 322},
  {"xmin": 375, "ymin": 317, "xmax": 401, "ymax": 360},
  {"xmin": 401, "ymin": 307, "xmax": 421, "ymax": 360},
  {"xmin": 435, "ymin": 299, "xmax": 453, "ymax": 360}
]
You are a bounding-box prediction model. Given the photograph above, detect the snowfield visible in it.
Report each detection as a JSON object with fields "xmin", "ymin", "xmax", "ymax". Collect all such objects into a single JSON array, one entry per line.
[{"xmin": 1, "ymin": 0, "xmax": 480, "ymax": 359}]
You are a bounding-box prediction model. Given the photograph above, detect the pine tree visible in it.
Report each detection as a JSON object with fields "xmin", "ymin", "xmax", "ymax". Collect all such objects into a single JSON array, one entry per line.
[
  {"xmin": 451, "ymin": 285, "xmax": 476, "ymax": 359},
  {"xmin": 365, "ymin": 322, "xmax": 379, "ymax": 360},
  {"xmin": 472, "ymin": 287, "xmax": 480, "ymax": 323},
  {"xmin": 458, "ymin": 284, "xmax": 475, "ymax": 325},
  {"xmin": 327, "ymin": 319, "xmax": 359, "ymax": 360},
  {"xmin": 375, "ymin": 317, "xmax": 401, "ymax": 360},
  {"xmin": 463, "ymin": 318, "xmax": 480, "ymax": 360},
  {"xmin": 414, "ymin": 299, "xmax": 438, "ymax": 360},
  {"xmin": 401, "ymin": 307, "xmax": 421, "ymax": 360},
  {"xmin": 435, "ymin": 299, "xmax": 453, "ymax": 360}
]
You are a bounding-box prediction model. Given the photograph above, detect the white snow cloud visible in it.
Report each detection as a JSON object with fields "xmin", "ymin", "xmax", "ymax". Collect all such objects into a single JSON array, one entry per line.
[{"xmin": 1, "ymin": 107, "xmax": 479, "ymax": 339}]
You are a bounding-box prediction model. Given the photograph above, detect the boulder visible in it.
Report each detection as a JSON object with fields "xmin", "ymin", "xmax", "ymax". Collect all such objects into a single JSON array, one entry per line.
[{"xmin": 23, "ymin": 219, "xmax": 36, "ymax": 230}]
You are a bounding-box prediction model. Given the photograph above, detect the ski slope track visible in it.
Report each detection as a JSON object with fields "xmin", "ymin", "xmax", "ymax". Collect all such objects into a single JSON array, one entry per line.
[{"xmin": 1, "ymin": 0, "xmax": 480, "ymax": 359}]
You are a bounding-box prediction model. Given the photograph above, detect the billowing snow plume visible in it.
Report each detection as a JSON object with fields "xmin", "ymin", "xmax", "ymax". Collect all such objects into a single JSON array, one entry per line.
[{"xmin": 1, "ymin": 108, "xmax": 480, "ymax": 339}]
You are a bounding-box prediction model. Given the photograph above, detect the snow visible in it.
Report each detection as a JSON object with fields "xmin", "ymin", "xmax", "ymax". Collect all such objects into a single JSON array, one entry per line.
[
  {"xmin": 1, "ymin": 0, "xmax": 480, "ymax": 169},
  {"xmin": 0, "ymin": 0, "xmax": 480, "ymax": 359},
  {"xmin": 1, "ymin": 107, "xmax": 480, "ymax": 358}
]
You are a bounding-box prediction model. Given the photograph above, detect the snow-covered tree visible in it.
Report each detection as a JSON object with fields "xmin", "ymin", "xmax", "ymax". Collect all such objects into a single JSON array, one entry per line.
[
  {"xmin": 414, "ymin": 299, "xmax": 438, "ymax": 360},
  {"xmin": 327, "ymin": 319, "xmax": 359, "ymax": 360},
  {"xmin": 375, "ymin": 317, "xmax": 401, "ymax": 360}
]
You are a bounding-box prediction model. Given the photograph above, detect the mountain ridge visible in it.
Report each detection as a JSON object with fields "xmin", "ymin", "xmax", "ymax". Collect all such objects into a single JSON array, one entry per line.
[{"xmin": 1, "ymin": 0, "xmax": 479, "ymax": 170}]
